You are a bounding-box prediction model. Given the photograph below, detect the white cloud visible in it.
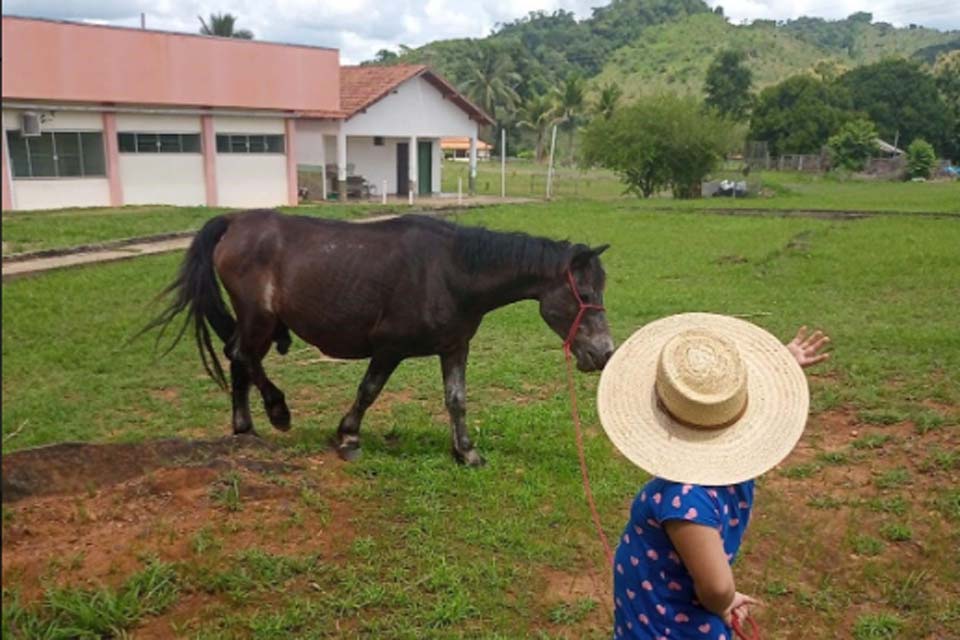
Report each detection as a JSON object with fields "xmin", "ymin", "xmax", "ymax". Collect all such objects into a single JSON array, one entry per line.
[
  {"xmin": 707, "ymin": 0, "xmax": 960, "ymax": 30},
  {"xmin": 3, "ymin": 0, "xmax": 957, "ymax": 64}
]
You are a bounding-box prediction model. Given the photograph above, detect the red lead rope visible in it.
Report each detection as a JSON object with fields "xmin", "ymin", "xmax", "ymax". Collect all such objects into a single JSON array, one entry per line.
[
  {"xmin": 562, "ymin": 268, "xmax": 761, "ymax": 640},
  {"xmin": 562, "ymin": 268, "xmax": 614, "ymax": 567}
]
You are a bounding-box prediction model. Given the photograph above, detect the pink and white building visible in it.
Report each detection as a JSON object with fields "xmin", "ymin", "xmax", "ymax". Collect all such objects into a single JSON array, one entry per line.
[{"xmin": 1, "ymin": 16, "xmax": 492, "ymax": 212}]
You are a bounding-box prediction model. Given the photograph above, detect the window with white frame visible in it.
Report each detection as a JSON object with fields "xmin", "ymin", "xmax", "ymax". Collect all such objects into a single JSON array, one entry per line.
[
  {"xmin": 6, "ymin": 130, "xmax": 106, "ymax": 178},
  {"xmin": 118, "ymin": 132, "xmax": 201, "ymax": 153},
  {"xmin": 215, "ymin": 134, "xmax": 285, "ymax": 154}
]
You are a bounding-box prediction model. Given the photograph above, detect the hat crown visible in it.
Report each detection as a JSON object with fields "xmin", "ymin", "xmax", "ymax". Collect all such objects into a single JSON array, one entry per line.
[{"xmin": 655, "ymin": 329, "xmax": 748, "ymax": 428}]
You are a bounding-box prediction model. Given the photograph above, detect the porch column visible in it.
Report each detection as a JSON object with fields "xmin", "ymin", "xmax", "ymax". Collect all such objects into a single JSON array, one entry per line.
[
  {"xmin": 336, "ymin": 129, "xmax": 347, "ymax": 200},
  {"xmin": 102, "ymin": 112, "xmax": 123, "ymax": 206},
  {"xmin": 409, "ymin": 135, "xmax": 418, "ymax": 200},
  {"xmin": 201, "ymin": 115, "xmax": 218, "ymax": 207},
  {"xmin": 1, "ymin": 124, "xmax": 13, "ymax": 211},
  {"xmin": 285, "ymin": 118, "xmax": 298, "ymax": 206},
  {"xmin": 319, "ymin": 133, "xmax": 328, "ymax": 201},
  {"xmin": 468, "ymin": 136, "xmax": 477, "ymax": 194}
]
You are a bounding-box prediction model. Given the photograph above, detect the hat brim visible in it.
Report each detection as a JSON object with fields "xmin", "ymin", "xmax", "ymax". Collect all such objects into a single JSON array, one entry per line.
[{"xmin": 597, "ymin": 313, "xmax": 809, "ymax": 485}]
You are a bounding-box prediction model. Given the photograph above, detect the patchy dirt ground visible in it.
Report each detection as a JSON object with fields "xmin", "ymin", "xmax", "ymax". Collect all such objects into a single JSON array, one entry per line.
[
  {"xmin": 2, "ymin": 405, "xmax": 958, "ymax": 639},
  {"xmin": 2, "ymin": 437, "xmax": 357, "ymax": 636}
]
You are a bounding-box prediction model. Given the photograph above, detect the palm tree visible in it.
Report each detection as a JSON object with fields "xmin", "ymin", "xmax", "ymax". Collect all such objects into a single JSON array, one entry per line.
[
  {"xmin": 594, "ymin": 82, "xmax": 622, "ymax": 120},
  {"xmin": 460, "ymin": 44, "xmax": 521, "ymax": 120},
  {"xmin": 198, "ymin": 13, "xmax": 254, "ymax": 39},
  {"xmin": 517, "ymin": 94, "xmax": 559, "ymax": 163},
  {"xmin": 552, "ymin": 74, "xmax": 586, "ymax": 162}
]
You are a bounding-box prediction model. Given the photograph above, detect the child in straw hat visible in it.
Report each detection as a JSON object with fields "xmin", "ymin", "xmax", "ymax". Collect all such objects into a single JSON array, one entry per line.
[{"xmin": 597, "ymin": 315, "xmax": 830, "ymax": 640}]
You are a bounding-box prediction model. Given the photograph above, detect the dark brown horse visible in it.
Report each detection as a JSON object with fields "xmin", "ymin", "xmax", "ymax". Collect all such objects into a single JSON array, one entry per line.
[{"xmin": 146, "ymin": 210, "xmax": 613, "ymax": 465}]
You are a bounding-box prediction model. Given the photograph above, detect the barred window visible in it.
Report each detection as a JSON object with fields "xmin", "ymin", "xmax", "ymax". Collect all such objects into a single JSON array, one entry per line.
[
  {"xmin": 6, "ymin": 131, "xmax": 106, "ymax": 178},
  {"xmin": 117, "ymin": 132, "xmax": 202, "ymax": 153},
  {"xmin": 215, "ymin": 133, "xmax": 285, "ymax": 154}
]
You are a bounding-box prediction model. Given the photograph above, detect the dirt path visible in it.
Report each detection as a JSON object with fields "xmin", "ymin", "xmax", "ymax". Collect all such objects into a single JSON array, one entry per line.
[{"xmin": 1, "ymin": 198, "xmax": 536, "ymax": 281}]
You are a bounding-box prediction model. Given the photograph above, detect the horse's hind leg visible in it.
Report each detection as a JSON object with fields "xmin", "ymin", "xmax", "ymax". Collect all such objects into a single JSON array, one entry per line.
[
  {"xmin": 229, "ymin": 357, "xmax": 255, "ymax": 435},
  {"xmin": 336, "ymin": 354, "xmax": 401, "ymax": 460},
  {"xmin": 228, "ymin": 306, "xmax": 290, "ymax": 433},
  {"xmin": 248, "ymin": 351, "xmax": 290, "ymax": 430}
]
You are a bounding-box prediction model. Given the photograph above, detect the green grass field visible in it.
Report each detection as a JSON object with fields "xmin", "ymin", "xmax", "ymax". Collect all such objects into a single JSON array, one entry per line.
[
  {"xmin": 5, "ymin": 165, "xmax": 955, "ymax": 257},
  {"xmin": 3, "ymin": 201, "xmax": 959, "ymax": 638}
]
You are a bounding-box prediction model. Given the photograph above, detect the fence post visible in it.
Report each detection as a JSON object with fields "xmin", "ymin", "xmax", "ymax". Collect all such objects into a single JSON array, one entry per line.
[
  {"xmin": 546, "ymin": 124, "xmax": 558, "ymax": 200},
  {"xmin": 382, "ymin": 180, "xmax": 387, "ymax": 205},
  {"xmin": 457, "ymin": 177, "xmax": 463, "ymax": 206},
  {"xmin": 501, "ymin": 128, "xmax": 506, "ymax": 199}
]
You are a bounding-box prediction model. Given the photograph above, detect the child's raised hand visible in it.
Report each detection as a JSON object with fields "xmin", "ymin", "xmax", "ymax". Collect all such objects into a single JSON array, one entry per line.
[{"xmin": 786, "ymin": 326, "xmax": 831, "ymax": 368}]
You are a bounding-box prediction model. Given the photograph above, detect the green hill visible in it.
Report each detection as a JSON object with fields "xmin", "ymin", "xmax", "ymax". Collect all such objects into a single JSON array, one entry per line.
[
  {"xmin": 593, "ymin": 13, "xmax": 842, "ymax": 99},
  {"xmin": 593, "ymin": 12, "xmax": 959, "ymax": 99},
  {"xmin": 381, "ymin": 3, "xmax": 958, "ymax": 103}
]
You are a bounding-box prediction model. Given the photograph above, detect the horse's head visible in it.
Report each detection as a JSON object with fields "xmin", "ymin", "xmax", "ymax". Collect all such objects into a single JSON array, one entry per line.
[{"xmin": 539, "ymin": 244, "xmax": 614, "ymax": 372}]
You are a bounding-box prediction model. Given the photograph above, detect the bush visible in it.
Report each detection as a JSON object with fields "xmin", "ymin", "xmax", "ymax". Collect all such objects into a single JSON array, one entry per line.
[
  {"xmin": 581, "ymin": 95, "xmax": 737, "ymax": 198},
  {"xmin": 828, "ymin": 118, "xmax": 879, "ymax": 171},
  {"xmin": 905, "ymin": 138, "xmax": 937, "ymax": 179}
]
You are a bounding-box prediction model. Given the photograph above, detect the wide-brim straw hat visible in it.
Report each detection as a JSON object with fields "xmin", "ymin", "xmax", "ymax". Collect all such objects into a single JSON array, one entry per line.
[{"xmin": 597, "ymin": 313, "xmax": 809, "ymax": 485}]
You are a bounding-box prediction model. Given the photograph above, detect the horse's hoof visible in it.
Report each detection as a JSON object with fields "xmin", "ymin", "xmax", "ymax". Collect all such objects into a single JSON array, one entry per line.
[
  {"xmin": 456, "ymin": 448, "xmax": 486, "ymax": 467},
  {"xmin": 267, "ymin": 403, "xmax": 291, "ymax": 431},
  {"xmin": 234, "ymin": 428, "xmax": 260, "ymax": 438},
  {"xmin": 337, "ymin": 444, "xmax": 362, "ymax": 462}
]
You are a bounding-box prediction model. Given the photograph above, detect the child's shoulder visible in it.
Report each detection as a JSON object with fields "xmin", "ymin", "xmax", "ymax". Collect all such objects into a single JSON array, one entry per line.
[{"xmin": 636, "ymin": 478, "xmax": 755, "ymax": 510}]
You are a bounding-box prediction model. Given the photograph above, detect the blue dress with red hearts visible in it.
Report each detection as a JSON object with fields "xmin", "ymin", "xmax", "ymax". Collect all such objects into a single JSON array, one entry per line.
[{"xmin": 613, "ymin": 477, "xmax": 755, "ymax": 640}]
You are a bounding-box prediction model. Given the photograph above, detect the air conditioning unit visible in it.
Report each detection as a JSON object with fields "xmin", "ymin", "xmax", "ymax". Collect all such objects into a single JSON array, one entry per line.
[{"xmin": 21, "ymin": 112, "xmax": 41, "ymax": 137}]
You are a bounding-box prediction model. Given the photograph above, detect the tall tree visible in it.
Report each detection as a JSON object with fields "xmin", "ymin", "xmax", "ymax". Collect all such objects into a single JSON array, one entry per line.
[
  {"xmin": 517, "ymin": 94, "xmax": 558, "ymax": 162},
  {"xmin": 934, "ymin": 50, "xmax": 960, "ymax": 159},
  {"xmin": 749, "ymin": 75, "xmax": 855, "ymax": 155},
  {"xmin": 838, "ymin": 59, "xmax": 951, "ymax": 153},
  {"xmin": 552, "ymin": 74, "xmax": 586, "ymax": 161},
  {"xmin": 704, "ymin": 50, "xmax": 753, "ymax": 120},
  {"xmin": 198, "ymin": 13, "xmax": 254, "ymax": 39},
  {"xmin": 460, "ymin": 43, "xmax": 522, "ymax": 120},
  {"xmin": 594, "ymin": 82, "xmax": 623, "ymax": 120}
]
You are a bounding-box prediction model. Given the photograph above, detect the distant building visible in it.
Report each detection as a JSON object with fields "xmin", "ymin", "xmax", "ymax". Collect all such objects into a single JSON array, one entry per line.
[
  {"xmin": 442, "ymin": 137, "xmax": 492, "ymax": 161},
  {"xmin": 1, "ymin": 16, "xmax": 493, "ymax": 211}
]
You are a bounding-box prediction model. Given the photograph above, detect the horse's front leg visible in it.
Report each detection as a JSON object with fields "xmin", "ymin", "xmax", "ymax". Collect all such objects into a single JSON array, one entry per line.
[
  {"xmin": 336, "ymin": 354, "xmax": 400, "ymax": 461},
  {"xmin": 441, "ymin": 347, "xmax": 485, "ymax": 467}
]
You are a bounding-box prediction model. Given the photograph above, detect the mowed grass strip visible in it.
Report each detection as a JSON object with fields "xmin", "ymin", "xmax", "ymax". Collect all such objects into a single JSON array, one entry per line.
[
  {"xmin": 5, "ymin": 168, "xmax": 957, "ymax": 256},
  {"xmin": 0, "ymin": 203, "xmax": 405, "ymax": 256},
  {"xmin": 2, "ymin": 202, "xmax": 959, "ymax": 638}
]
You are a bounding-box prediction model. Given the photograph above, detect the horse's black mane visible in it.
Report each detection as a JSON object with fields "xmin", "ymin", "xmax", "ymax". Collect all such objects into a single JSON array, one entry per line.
[{"xmin": 403, "ymin": 215, "xmax": 578, "ymax": 276}]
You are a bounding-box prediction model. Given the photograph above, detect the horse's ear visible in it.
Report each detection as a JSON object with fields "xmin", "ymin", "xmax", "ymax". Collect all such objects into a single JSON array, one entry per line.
[{"xmin": 570, "ymin": 244, "xmax": 608, "ymax": 269}]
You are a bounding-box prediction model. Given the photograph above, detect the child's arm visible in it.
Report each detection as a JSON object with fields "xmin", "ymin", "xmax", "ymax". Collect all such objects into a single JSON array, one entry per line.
[{"xmin": 664, "ymin": 520, "xmax": 759, "ymax": 624}]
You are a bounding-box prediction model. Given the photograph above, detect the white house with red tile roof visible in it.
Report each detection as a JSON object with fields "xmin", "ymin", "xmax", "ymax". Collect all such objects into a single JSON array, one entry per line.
[
  {"xmin": 1, "ymin": 16, "xmax": 492, "ymax": 211},
  {"xmin": 295, "ymin": 65, "xmax": 492, "ymax": 200}
]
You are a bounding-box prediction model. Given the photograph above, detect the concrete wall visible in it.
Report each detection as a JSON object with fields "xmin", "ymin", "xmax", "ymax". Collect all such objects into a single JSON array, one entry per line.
[
  {"xmin": 2, "ymin": 16, "xmax": 341, "ymax": 112},
  {"xmin": 215, "ymin": 115, "xmax": 287, "ymax": 207},
  {"xmin": 116, "ymin": 113, "xmax": 205, "ymax": 205},
  {"xmin": 342, "ymin": 76, "xmax": 478, "ymax": 139},
  {"xmin": 2, "ymin": 107, "xmax": 111, "ymax": 210}
]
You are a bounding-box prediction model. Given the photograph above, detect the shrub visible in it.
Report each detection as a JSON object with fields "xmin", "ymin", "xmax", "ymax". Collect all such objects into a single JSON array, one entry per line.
[
  {"xmin": 582, "ymin": 94, "xmax": 737, "ymax": 199},
  {"xmin": 828, "ymin": 118, "xmax": 879, "ymax": 171},
  {"xmin": 905, "ymin": 138, "xmax": 937, "ymax": 179}
]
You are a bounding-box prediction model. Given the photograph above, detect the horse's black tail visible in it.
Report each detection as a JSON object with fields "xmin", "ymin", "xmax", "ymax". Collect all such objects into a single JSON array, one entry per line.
[{"xmin": 137, "ymin": 215, "xmax": 235, "ymax": 389}]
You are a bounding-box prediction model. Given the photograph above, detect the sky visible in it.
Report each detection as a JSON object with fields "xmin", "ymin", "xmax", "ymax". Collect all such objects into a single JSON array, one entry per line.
[{"xmin": 3, "ymin": 0, "xmax": 958, "ymax": 64}]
